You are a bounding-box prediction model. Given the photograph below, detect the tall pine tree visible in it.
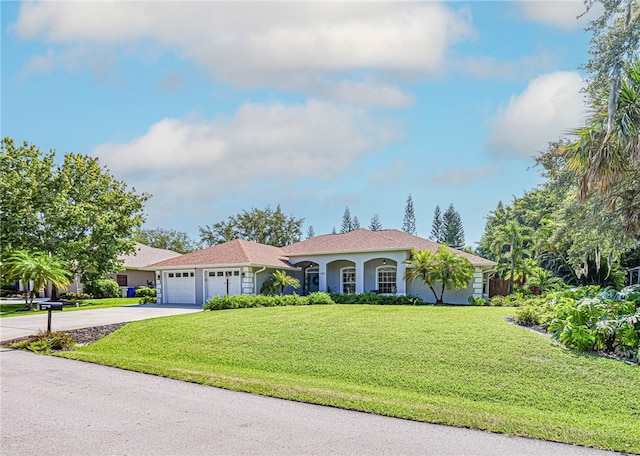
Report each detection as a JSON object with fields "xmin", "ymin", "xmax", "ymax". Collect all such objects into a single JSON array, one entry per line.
[
  {"xmin": 369, "ymin": 214, "xmax": 383, "ymax": 231},
  {"xmin": 402, "ymin": 194, "xmax": 417, "ymax": 235},
  {"xmin": 341, "ymin": 206, "xmax": 353, "ymax": 233},
  {"xmin": 306, "ymin": 225, "xmax": 315, "ymax": 239},
  {"xmin": 442, "ymin": 204, "xmax": 465, "ymax": 249},
  {"xmin": 430, "ymin": 205, "xmax": 444, "ymax": 242},
  {"xmin": 352, "ymin": 216, "xmax": 360, "ymax": 230}
]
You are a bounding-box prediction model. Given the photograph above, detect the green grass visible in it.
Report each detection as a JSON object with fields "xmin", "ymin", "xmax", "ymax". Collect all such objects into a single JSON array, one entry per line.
[
  {"xmin": 58, "ymin": 305, "xmax": 640, "ymax": 453},
  {"xmin": 0, "ymin": 297, "xmax": 140, "ymax": 317}
]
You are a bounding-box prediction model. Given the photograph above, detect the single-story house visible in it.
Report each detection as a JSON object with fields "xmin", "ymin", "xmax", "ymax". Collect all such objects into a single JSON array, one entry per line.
[
  {"xmin": 147, "ymin": 229, "xmax": 496, "ymax": 306},
  {"xmin": 64, "ymin": 243, "xmax": 181, "ymax": 295}
]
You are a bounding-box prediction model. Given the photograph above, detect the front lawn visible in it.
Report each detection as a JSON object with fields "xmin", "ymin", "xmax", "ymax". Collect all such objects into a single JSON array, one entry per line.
[
  {"xmin": 0, "ymin": 297, "xmax": 140, "ymax": 317},
  {"xmin": 59, "ymin": 305, "xmax": 640, "ymax": 453}
]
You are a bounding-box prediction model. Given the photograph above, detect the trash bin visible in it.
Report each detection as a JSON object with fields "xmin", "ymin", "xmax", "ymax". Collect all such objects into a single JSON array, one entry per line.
[
  {"xmin": 127, "ymin": 287, "xmax": 135, "ymax": 297},
  {"xmin": 120, "ymin": 287, "xmax": 128, "ymax": 298}
]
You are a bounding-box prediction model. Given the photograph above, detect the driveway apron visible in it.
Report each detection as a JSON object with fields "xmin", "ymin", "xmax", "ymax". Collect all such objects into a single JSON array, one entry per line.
[{"xmin": 0, "ymin": 304, "xmax": 201, "ymax": 341}]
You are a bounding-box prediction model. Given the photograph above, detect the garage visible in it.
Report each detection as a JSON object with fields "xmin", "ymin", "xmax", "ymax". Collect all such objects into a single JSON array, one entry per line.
[
  {"xmin": 205, "ymin": 269, "xmax": 241, "ymax": 300},
  {"xmin": 164, "ymin": 270, "xmax": 196, "ymax": 304}
]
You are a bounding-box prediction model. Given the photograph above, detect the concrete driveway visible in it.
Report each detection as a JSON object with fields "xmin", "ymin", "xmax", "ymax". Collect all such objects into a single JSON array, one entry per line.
[
  {"xmin": 0, "ymin": 304, "xmax": 201, "ymax": 342},
  {"xmin": 0, "ymin": 349, "xmax": 620, "ymax": 456}
]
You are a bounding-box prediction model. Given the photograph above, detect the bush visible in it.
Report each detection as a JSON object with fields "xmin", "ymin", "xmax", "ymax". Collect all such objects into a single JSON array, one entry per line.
[
  {"xmin": 468, "ymin": 296, "xmax": 488, "ymax": 306},
  {"xmin": 138, "ymin": 295, "xmax": 157, "ymax": 304},
  {"xmin": 329, "ymin": 292, "xmax": 425, "ymax": 306},
  {"xmin": 84, "ymin": 278, "xmax": 120, "ymax": 299},
  {"xmin": 306, "ymin": 292, "xmax": 334, "ymax": 305},
  {"xmin": 514, "ymin": 305, "xmax": 542, "ymax": 326},
  {"xmin": 134, "ymin": 287, "xmax": 156, "ymax": 298},
  {"xmin": 11, "ymin": 331, "xmax": 75, "ymax": 354},
  {"xmin": 59, "ymin": 292, "xmax": 90, "ymax": 301}
]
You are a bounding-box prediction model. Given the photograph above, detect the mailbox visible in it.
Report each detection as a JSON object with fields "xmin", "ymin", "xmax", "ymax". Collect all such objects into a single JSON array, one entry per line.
[
  {"xmin": 40, "ymin": 302, "xmax": 64, "ymax": 333},
  {"xmin": 40, "ymin": 303, "xmax": 64, "ymax": 311}
]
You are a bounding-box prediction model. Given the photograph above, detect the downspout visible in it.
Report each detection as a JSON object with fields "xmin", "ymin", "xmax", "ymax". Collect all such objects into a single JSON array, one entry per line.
[{"xmin": 254, "ymin": 267, "xmax": 267, "ymax": 295}]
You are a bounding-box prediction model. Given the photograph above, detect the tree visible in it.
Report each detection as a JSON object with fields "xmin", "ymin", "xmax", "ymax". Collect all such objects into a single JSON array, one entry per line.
[
  {"xmin": 0, "ymin": 138, "xmax": 149, "ymax": 285},
  {"xmin": 402, "ymin": 194, "xmax": 417, "ymax": 235},
  {"xmin": 442, "ymin": 204, "xmax": 465, "ymax": 249},
  {"xmin": 4, "ymin": 250, "xmax": 71, "ymax": 310},
  {"xmin": 369, "ymin": 214, "xmax": 383, "ymax": 231},
  {"xmin": 135, "ymin": 228, "xmax": 197, "ymax": 254},
  {"xmin": 306, "ymin": 225, "xmax": 316, "ymax": 239},
  {"xmin": 403, "ymin": 246, "xmax": 474, "ymax": 304},
  {"xmin": 331, "ymin": 227, "xmax": 337, "ymax": 234},
  {"xmin": 352, "ymin": 216, "xmax": 360, "ymax": 230},
  {"xmin": 341, "ymin": 206, "xmax": 354, "ymax": 233},
  {"xmin": 490, "ymin": 221, "xmax": 533, "ymax": 294},
  {"xmin": 199, "ymin": 205, "xmax": 303, "ymax": 247},
  {"xmin": 271, "ymin": 270, "xmax": 300, "ymax": 296},
  {"xmin": 527, "ymin": 267, "xmax": 564, "ymax": 293},
  {"xmin": 430, "ymin": 205, "xmax": 444, "ymax": 242}
]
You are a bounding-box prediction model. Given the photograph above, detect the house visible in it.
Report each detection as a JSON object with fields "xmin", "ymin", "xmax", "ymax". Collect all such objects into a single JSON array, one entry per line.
[
  {"xmin": 147, "ymin": 229, "xmax": 496, "ymax": 306},
  {"xmin": 64, "ymin": 243, "xmax": 181, "ymax": 295}
]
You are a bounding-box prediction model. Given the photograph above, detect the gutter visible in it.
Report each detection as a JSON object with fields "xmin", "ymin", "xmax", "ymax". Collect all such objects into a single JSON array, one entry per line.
[{"xmin": 254, "ymin": 266, "xmax": 267, "ymax": 295}]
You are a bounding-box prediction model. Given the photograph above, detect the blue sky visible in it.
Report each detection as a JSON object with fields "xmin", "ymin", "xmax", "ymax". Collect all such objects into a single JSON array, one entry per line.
[{"xmin": 2, "ymin": 1, "xmax": 596, "ymax": 247}]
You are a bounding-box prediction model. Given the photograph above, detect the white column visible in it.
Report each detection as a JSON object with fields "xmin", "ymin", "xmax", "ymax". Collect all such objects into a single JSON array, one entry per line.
[
  {"xmin": 318, "ymin": 261, "xmax": 328, "ymax": 292},
  {"xmin": 355, "ymin": 260, "xmax": 365, "ymax": 294},
  {"xmin": 396, "ymin": 262, "xmax": 406, "ymax": 295}
]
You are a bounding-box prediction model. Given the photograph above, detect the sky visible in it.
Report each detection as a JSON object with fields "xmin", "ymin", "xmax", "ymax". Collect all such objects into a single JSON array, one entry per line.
[{"xmin": 1, "ymin": 1, "xmax": 597, "ymax": 247}]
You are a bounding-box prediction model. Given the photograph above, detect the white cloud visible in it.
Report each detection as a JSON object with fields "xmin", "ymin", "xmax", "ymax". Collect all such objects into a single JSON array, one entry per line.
[
  {"xmin": 518, "ymin": 1, "xmax": 594, "ymax": 30},
  {"xmin": 431, "ymin": 165, "xmax": 502, "ymax": 186},
  {"xmin": 486, "ymin": 71, "xmax": 587, "ymax": 158},
  {"xmin": 93, "ymin": 100, "xmax": 399, "ymax": 220},
  {"xmin": 458, "ymin": 50, "xmax": 556, "ymax": 80},
  {"xmin": 12, "ymin": 2, "xmax": 473, "ymax": 104}
]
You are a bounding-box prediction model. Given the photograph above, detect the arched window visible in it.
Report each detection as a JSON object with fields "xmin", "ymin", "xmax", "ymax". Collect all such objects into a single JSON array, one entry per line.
[
  {"xmin": 377, "ymin": 266, "xmax": 397, "ymax": 294},
  {"xmin": 341, "ymin": 267, "xmax": 356, "ymax": 294}
]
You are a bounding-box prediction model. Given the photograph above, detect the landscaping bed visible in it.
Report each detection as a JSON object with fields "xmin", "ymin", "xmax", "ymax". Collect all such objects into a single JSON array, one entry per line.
[{"xmin": 1, "ymin": 323, "xmax": 126, "ymax": 351}]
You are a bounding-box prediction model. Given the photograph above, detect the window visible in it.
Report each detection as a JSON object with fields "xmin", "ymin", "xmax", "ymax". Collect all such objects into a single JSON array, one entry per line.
[
  {"xmin": 217, "ymin": 272, "xmax": 224, "ymax": 277},
  {"xmin": 168, "ymin": 273, "xmax": 174, "ymax": 278},
  {"xmin": 377, "ymin": 266, "xmax": 397, "ymax": 294},
  {"xmin": 341, "ymin": 267, "xmax": 356, "ymax": 294},
  {"xmin": 116, "ymin": 274, "xmax": 127, "ymax": 286},
  {"xmin": 190, "ymin": 272, "xmax": 194, "ymax": 277},
  {"xmin": 233, "ymin": 271, "xmax": 239, "ymax": 276},
  {"xmin": 209, "ymin": 272, "xmax": 215, "ymax": 277},
  {"xmin": 175, "ymin": 273, "xmax": 182, "ymax": 278}
]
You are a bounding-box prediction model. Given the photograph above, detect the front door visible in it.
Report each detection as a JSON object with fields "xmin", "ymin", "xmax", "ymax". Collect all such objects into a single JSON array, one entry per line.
[{"xmin": 305, "ymin": 267, "xmax": 319, "ymax": 294}]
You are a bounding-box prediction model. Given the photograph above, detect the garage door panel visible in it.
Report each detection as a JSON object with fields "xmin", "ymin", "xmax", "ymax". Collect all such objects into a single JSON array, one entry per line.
[
  {"xmin": 206, "ymin": 270, "xmax": 241, "ymax": 299},
  {"xmin": 165, "ymin": 271, "xmax": 195, "ymax": 304}
]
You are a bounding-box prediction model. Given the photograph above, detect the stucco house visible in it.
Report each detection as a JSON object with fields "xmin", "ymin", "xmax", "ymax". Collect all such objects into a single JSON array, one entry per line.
[
  {"xmin": 64, "ymin": 243, "xmax": 181, "ymax": 294},
  {"xmin": 147, "ymin": 229, "xmax": 496, "ymax": 306}
]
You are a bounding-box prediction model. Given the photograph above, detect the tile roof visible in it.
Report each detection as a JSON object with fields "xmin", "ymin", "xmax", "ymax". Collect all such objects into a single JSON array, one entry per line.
[
  {"xmin": 283, "ymin": 228, "xmax": 496, "ymax": 266},
  {"xmin": 120, "ymin": 243, "xmax": 182, "ymax": 269},
  {"xmin": 147, "ymin": 239, "xmax": 294, "ymax": 269}
]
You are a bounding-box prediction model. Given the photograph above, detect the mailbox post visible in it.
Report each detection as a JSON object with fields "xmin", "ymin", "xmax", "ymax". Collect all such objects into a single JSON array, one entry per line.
[{"xmin": 40, "ymin": 303, "xmax": 64, "ymax": 333}]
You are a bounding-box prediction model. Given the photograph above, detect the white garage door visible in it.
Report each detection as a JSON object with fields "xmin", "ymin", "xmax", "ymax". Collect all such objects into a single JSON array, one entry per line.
[
  {"xmin": 206, "ymin": 270, "xmax": 241, "ymax": 299},
  {"xmin": 164, "ymin": 271, "xmax": 196, "ymax": 304}
]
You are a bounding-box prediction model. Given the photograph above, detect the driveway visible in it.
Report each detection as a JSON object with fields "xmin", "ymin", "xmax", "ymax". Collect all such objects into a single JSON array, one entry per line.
[
  {"xmin": 0, "ymin": 349, "xmax": 620, "ymax": 456},
  {"xmin": 0, "ymin": 304, "xmax": 201, "ymax": 342}
]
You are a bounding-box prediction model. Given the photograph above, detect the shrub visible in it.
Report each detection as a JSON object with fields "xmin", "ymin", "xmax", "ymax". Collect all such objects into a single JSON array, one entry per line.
[
  {"xmin": 59, "ymin": 292, "xmax": 90, "ymax": 301},
  {"xmin": 514, "ymin": 305, "xmax": 542, "ymax": 326},
  {"xmin": 329, "ymin": 292, "xmax": 425, "ymax": 306},
  {"xmin": 11, "ymin": 331, "xmax": 75, "ymax": 354},
  {"xmin": 204, "ymin": 294, "xmax": 311, "ymax": 310},
  {"xmin": 138, "ymin": 295, "xmax": 157, "ymax": 304},
  {"xmin": 84, "ymin": 278, "xmax": 120, "ymax": 299},
  {"xmin": 306, "ymin": 292, "xmax": 334, "ymax": 305},
  {"xmin": 134, "ymin": 287, "xmax": 156, "ymax": 298},
  {"xmin": 468, "ymin": 296, "xmax": 487, "ymax": 306}
]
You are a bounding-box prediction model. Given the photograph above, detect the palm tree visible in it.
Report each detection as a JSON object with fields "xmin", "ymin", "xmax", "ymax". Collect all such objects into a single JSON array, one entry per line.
[
  {"xmin": 490, "ymin": 221, "xmax": 533, "ymax": 294},
  {"xmin": 434, "ymin": 247, "xmax": 475, "ymax": 303},
  {"xmin": 404, "ymin": 246, "xmax": 474, "ymax": 304},
  {"xmin": 271, "ymin": 270, "xmax": 300, "ymax": 296},
  {"xmin": 527, "ymin": 267, "xmax": 564, "ymax": 293},
  {"xmin": 404, "ymin": 249, "xmax": 440, "ymax": 303},
  {"xmin": 564, "ymin": 62, "xmax": 640, "ymax": 199},
  {"xmin": 4, "ymin": 250, "xmax": 71, "ymax": 310}
]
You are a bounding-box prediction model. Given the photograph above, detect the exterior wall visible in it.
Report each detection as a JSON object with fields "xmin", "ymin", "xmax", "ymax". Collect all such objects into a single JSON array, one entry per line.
[
  {"xmin": 105, "ymin": 270, "xmax": 155, "ymax": 288},
  {"xmin": 289, "ymin": 251, "xmax": 409, "ymax": 295},
  {"xmin": 406, "ymin": 279, "xmax": 475, "ymax": 304}
]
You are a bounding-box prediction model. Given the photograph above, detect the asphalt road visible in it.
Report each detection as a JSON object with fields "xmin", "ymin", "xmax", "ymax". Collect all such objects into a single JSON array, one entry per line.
[
  {"xmin": 0, "ymin": 349, "xmax": 621, "ymax": 456},
  {"xmin": 0, "ymin": 304, "xmax": 201, "ymax": 341}
]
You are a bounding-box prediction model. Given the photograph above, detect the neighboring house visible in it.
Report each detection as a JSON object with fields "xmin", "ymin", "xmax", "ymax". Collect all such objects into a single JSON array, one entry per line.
[
  {"xmin": 147, "ymin": 229, "xmax": 496, "ymax": 306},
  {"xmin": 64, "ymin": 243, "xmax": 181, "ymax": 294}
]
